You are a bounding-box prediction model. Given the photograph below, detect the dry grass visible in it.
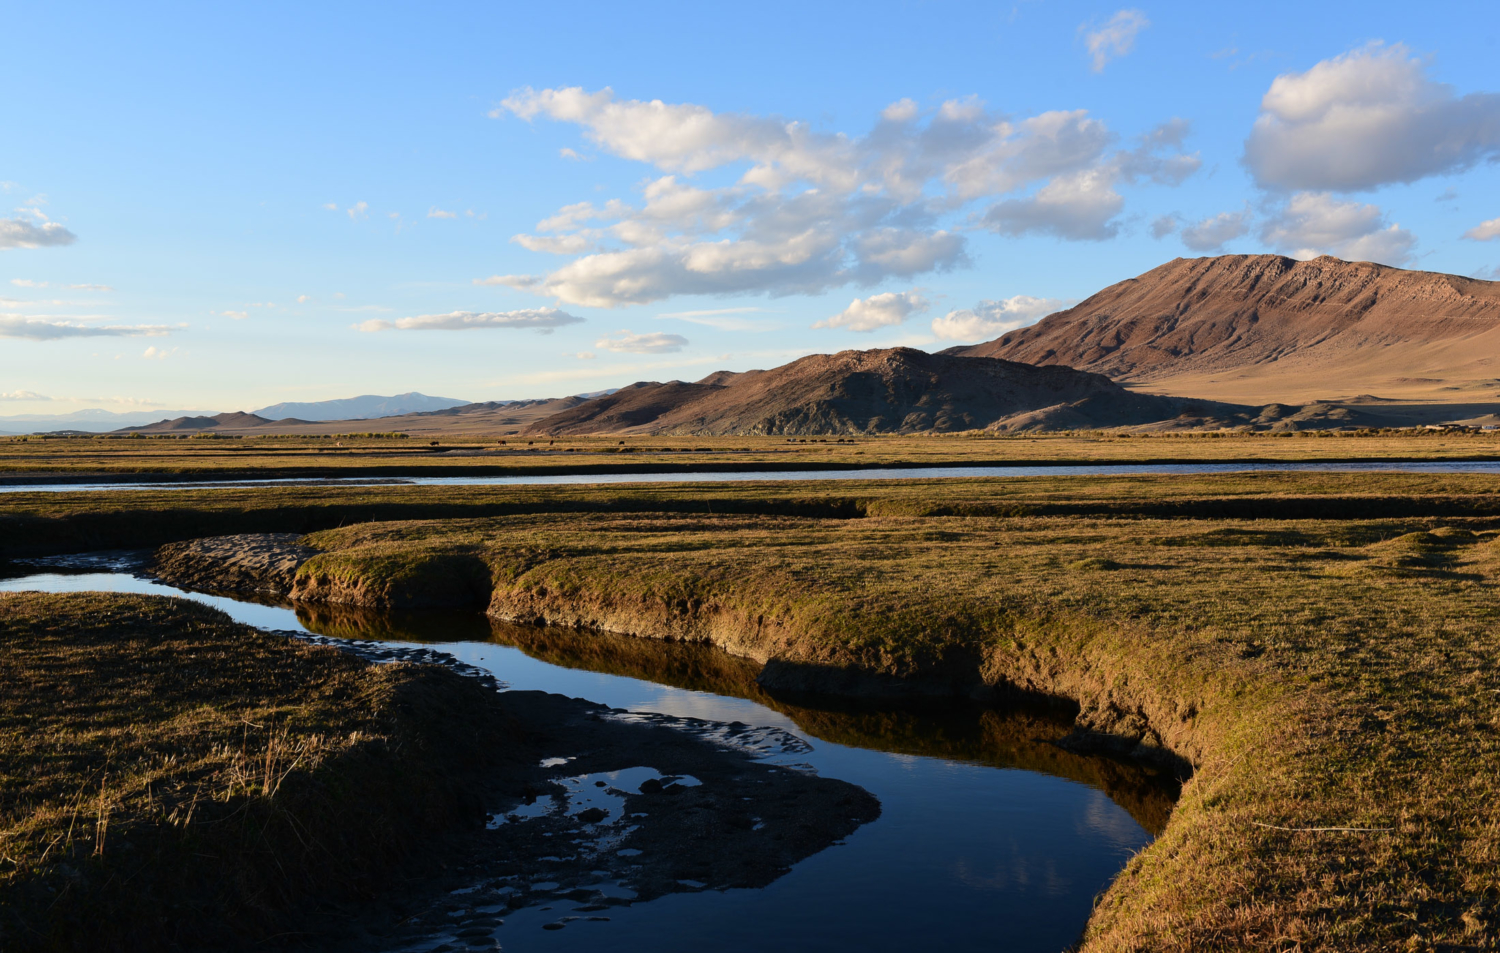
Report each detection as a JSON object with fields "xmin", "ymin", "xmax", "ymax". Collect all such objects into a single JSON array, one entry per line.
[
  {"xmin": 3, "ymin": 429, "xmax": 1500, "ymax": 478},
  {"xmin": 282, "ymin": 479, "xmax": 1500, "ymax": 951},
  {"xmin": 0, "ymin": 593, "xmax": 516, "ymax": 951}
]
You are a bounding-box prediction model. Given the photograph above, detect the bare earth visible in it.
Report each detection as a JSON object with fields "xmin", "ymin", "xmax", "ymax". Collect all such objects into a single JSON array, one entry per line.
[{"xmin": 949, "ymin": 254, "xmax": 1500, "ymax": 405}]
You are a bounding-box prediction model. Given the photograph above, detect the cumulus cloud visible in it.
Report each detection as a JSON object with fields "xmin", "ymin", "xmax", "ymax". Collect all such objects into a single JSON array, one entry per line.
[
  {"xmin": 0, "ymin": 218, "xmax": 76, "ymax": 250},
  {"xmin": 428, "ymin": 207, "xmax": 457, "ymax": 219},
  {"xmin": 221, "ymin": 310, "xmax": 249, "ymax": 320},
  {"xmin": 931, "ymin": 295, "xmax": 1069, "ymax": 341},
  {"xmin": 141, "ymin": 346, "xmax": 176, "ymax": 360},
  {"xmin": 1150, "ymin": 214, "xmax": 1180, "ymax": 239},
  {"xmin": 347, "ymin": 201, "xmax": 369, "ymax": 220},
  {"xmin": 0, "ymin": 316, "xmax": 173, "ymax": 340},
  {"xmin": 1464, "ymin": 217, "xmax": 1500, "ymax": 241},
  {"xmin": 981, "ymin": 121, "xmax": 1200, "ymax": 240},
  {"xmin": 1260, "ymin": 192, "xmax": 1416, "ymax": 265},
  {"xmin": 814, "ymin": 290, "xmax": 928, "ymax": 332},
  {"xmin": 1244, "ymin": 43, "xmax": 1500, "ymax": 191},
  {"xmin": 1082, "ymin": 9, "xmax": 1149, "ymax": 72},
  {"xmin": 595, "ymin": 330, "xmax": 688, "ymax": 353},
  {"xmin": 11, "ymin": 278, "xmax": 45, "ymax": 287},
  {"xmin": 357, "ymin": 308, "xmax": 584, "ymax": 333},
  {"xmin": 492, "ymin": 88, "xmax": 1198, "ymax": 305},
  {"xmin": 0, "ymin": 390, "xmax": 48, "ymax": 400},
  {"xmin": 1181, "ymin": 210, "xmax": 1251, "ymax": 252}
]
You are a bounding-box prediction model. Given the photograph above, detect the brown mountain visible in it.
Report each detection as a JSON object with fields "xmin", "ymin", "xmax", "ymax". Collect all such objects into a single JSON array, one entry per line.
[
  {"xmin": 127, "ymin": 412, "xmax": 272, "ymax": 433},
  {"xmin": 524, "ymin": 347, "xmax": 1235, "ymax": 436},
  {"xmin": 946, "ymin": 255, "xmax": 1500, "ymax": 404}
]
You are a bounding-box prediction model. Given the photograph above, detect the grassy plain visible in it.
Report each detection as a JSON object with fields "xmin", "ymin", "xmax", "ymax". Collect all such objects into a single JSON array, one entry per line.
[
  {"xmin": 6, "ymin": 460, "xmax": 1500, "ymax": 949},
  {"xmin": 282, "ymin": 478, "xmax": 1500, "ymax": 950},
  {"xmin": 0, "ymin": 594, "xmax": 518, "ymax": 950},
  {"xmin": 3, "ymin": 429, "xmax": 1500, "ymax": 480}
]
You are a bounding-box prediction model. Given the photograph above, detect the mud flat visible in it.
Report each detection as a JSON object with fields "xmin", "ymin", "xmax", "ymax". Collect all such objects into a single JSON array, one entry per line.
[{"xmin": 0, "ymin": 593, "xmax": 875, "ymax": 951}]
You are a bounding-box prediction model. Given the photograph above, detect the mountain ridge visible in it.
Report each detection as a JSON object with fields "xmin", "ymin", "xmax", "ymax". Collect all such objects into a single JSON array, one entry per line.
[{"xmin": 946, "ymin": 254, "xmax": 1500, "ymax": 404}]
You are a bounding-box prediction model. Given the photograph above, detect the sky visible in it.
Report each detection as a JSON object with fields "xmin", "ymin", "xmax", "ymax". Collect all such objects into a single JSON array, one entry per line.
[{"xmin": 4, "ymin": 0, "xmax": 1500, "ymax": 416}]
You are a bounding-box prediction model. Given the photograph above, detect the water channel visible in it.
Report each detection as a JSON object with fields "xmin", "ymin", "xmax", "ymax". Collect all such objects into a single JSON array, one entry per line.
[
  {"xmin": 5, "ymin": 457, "xmax": 1500, "ymax": 493},
  {"xmin": 1, "ymin": 556, "xmax": 1180, "ymax": 952}
]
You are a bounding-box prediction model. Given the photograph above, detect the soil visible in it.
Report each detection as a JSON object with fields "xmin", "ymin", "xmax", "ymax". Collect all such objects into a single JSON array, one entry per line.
[{"xmin": 153, "ymin": 532, "xmax": 316, "ymax": 593}]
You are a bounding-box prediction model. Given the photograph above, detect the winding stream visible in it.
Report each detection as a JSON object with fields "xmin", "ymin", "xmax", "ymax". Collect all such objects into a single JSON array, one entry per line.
[{"xmin": 0, "ymin": 556, "xmax": 1178, "ymax": 952}]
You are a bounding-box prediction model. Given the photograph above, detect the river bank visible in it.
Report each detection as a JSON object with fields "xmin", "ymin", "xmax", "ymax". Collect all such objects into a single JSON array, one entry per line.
[
  {"xmin": 0, "ymin": 593, "xmax": 876, "ymax": 951},
  {"xmin": 139, "ymin": 494, "xmax": 1500, "ymax": 950}
]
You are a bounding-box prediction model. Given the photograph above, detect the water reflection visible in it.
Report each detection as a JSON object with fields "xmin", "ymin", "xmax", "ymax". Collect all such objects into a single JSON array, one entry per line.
[{"xmin": 296, "ymin": 603, "xmax": 1179, "ymax": 835}]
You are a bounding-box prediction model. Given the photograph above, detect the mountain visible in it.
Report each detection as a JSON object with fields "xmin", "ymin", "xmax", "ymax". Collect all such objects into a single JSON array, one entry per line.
[
  {"xmin": 945, "ymin": 255, "xmax": 1500, "ymax": 404},
  {"xmin": 126, "ymin": 412, "xmax": 273, "ymax": 433},
  {"xmin": 251, "ymin": 392, "xmax": 469, "ymax": 421},
  {"xmin": 0, "ymin": 408, "xmax": 215, "ymax": 434},
  {"xmin": 105, "ymin": 396, "xmax": 610, "ymax": 437},
  {"xmin": 523, "ymin": 347, "xmax": 1234, "ymax": 436}
]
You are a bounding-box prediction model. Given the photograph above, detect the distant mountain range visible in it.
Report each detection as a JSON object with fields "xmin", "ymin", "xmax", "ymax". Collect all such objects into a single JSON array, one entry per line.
[
  {"xmin": 0, "ymin": 408, "xmax": 213, "ymax": 435},
  {"xmin": 16, "ymin": 256, "xmax": 1500, "ymax": 439},
  {"xmin": 251, "ymin": 392, "xmax": 469, "ymax": 421}
]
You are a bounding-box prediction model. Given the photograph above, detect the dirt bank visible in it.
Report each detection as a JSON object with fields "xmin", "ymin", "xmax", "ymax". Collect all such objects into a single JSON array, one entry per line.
[{"xmin": 152, "ymin": 532, "xmax": 316, "ymax": 593}]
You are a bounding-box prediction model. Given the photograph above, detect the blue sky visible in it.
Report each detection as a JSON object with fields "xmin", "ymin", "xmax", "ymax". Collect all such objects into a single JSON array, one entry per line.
[{"xmin": 3, "ymin": 0, "xmax": 1499, "ymax": 414}]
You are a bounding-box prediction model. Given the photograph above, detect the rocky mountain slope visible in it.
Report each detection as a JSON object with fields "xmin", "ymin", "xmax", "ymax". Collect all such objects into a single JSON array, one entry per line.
[
  {"xmin": 524, "ymin": 348, "xmax": 1231, "ymax": 436},
  {"xmin": 946, "ymin": 255, "xmax": 1500, "ymax": 403}
]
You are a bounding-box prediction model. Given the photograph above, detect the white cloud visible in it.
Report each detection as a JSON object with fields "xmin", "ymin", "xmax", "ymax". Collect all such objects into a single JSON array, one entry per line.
[
  {"xmin": 296, "ymin": 294, "xmax": 311, "ymax": 303},
  {"xmin": 1260, "ymin": 192, "xmax": 1416, "ymax": 265},
  {"xmin": 980, "ymin": 121, "xmax": 1199, "ymax": 240},
  {"xmin": 931, "ymin": 295, "xmax": 1069, "ymax": 341},
  {"xmin": 595, "ymin": 330, "xmax": 689, "ymax": 353},
  {"xmin": 0, "ymin": 316, "xmax": 173, "ymax": 340},
  {"xmin": 141, "ymin": 346, "xmax": 177, "ymax": 360},
  {"xmin": 221, "ymin": 310, "xmax": 249, "ymax": 320},
  {"xmin": 1464, "ymin": 217, "xmax": 1500, "ymax": 241},
  {"xmin": 569, "ymin": 351, "xmax": 596, "ymax": 360},
  {"xmin": 814, "ymin": 290, "xmax": 928, "ymax": 332},
  {"xmin": 0, "ymin": 218, "xmax": 76, "ymax": 250},
  {"xmin": 347, "ymin": 201, "xmax": 369, "ymax": 220},
  {"xmin": 0, "ymin": 390, "xmax": 48, "ymax": 400},
  {"xmin": 428, "ymin": 207, "xmax": 457, "ymax": 219},
  {"xmin": 983, "ymin": 168, "xmax": 1124, "ymax": 240},
  {"xmin": 1150, "ymin": 214, "xmax": 1179, "ymax": 239},
  {"xmin": 69, "ymin": 283, "xmax": 112, "ymax": 291},
  {"xmin": 881, "ymin": 98, "xmax": 919, "ymax": 122},
  {"xmin": 1082, "ymin": 9, "xmax": 1149, "ymax": 72},
  {"xmin": 357, "ymin": 308, "xmax": 585, "ymax": 333},
  {"xmin": 1244, "ymin": 43, "xmax": 1500, "ymax": 191},
  {"xmin": 11, "ymin": 278, "xmax": 46, "ymax": 287},
  {"xmin": 1180, "ymin": 210, "xmax": 1251, "ymax": 251},
  {"xmin": 493, "ymin": 88, "xmax": 1198, "ymax": 305},
  {"xmin": 322, "ymin": 202, "xmax": 338, "ymax": 211}
]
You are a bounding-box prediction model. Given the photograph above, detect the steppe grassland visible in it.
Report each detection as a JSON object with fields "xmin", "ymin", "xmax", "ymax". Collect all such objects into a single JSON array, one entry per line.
[
  {"xmin": 0, "ymin": 594, "xmax": 513, "ymax": 949},
  {"xmin": 288, "ymin": 484, "xmax": 1500, "ymax": 951},
  {"xmin": 2, "ymin": 429, "xmax": 1500, "ymax": 476},
  {"xmin": 6, "ymin": 471, "xmax": 1500, "ymax": 948}
]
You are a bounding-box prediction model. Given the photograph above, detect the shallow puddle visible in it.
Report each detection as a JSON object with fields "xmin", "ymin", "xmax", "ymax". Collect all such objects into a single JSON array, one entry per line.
[{"xmin": 0, "ymin": 556, "xmax": 1179, "ymax": 952}]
